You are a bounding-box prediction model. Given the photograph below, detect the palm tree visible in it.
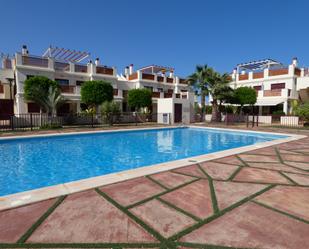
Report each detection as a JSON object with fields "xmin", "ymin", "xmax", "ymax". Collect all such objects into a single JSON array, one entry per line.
[
  {"xmin": 39, "ymin": 86, "xmax": 65, "ymax": 117},
  {"xmin": 187, "ymin": 65, "xmax": 211, "ymax": 121},
  {"xmin": 188, "ymin": 65, "xmax": 232, "ymax": 122},
  {"xmin": 207, "ymin": 71, "xmax": 233, "ymax": 122}
]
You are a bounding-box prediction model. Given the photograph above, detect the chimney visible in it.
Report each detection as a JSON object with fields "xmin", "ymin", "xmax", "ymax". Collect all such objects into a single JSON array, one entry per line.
[
  {"xmin": 95, "ymin": 57, "xmax": 100, "ymax": 66},
  {"xmin": 292, "ymin": 57, "xmax": 298, "ymax": 67},
  {"xmin": 22, "ymin": 45, "xmax": 28, "ymax": 55},
  {"xmin": 233, "ymin": 68, "xmax": 237, "ymax": 75},
  {"xmin": 124, "ymin": 66, "xmax": 129, "ymax": 76},
  {"xmin": 169, "ymin": 70, "xmax": 174, "ymax": 78},
  {"xmin": 129, "ymin": 64, "xmax": 133, "ymax": 74}
]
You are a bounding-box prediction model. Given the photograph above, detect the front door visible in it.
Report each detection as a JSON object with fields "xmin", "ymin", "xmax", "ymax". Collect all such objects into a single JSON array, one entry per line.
[{"xmin": 174, "ymin": 103, "xmax": 182, "ymax": 123}]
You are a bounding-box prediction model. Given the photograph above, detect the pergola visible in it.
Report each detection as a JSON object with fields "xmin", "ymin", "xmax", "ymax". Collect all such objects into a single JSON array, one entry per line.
[
  {"xmin": 42, "ymin": 46, "xmax": 90, "ymax": 63},
  {"xmin": 236, "ymin": 59, "xmax": 282, "ymax": 72},
  {"xmin": 139, "ymin": 65, "xmax": 174, "ymax": 74}
]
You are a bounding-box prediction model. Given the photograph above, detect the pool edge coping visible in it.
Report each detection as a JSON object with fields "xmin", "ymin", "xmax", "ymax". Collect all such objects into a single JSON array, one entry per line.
[{"xmin": 0, "ymin": 125, "xmax": 306, "ymax": 211}]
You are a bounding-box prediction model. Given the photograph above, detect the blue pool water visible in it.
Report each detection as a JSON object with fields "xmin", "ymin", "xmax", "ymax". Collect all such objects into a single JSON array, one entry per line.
[{"xmin": 0, "ymin": 127, "xmax": 287, "ymax": 196}]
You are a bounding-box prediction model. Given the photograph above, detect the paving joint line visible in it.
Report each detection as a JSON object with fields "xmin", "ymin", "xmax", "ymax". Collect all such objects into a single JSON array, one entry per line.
[
  {"xmin": 145, "ymin": 175, "xmax": 169, "ymax": 190},
  {"xmin": 17, "ymin": 195, "xmax": 67, "ymax": 244},
  {"xmin": 251, "ymin": 200, "xmax": 309, "ymax": 224}
]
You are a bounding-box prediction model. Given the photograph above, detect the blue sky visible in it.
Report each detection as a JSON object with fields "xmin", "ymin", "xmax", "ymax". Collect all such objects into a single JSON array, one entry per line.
[{"xmin": 1, "ymin": 0, "xmax": 309, "ymax": 77}]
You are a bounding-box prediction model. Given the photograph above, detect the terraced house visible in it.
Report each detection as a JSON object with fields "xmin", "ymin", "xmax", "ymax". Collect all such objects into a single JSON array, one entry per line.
[
  {"xmin": 230, "ymin": 58, "xmax": 309, "ymax": 114},
  {"xmin": 0, "ymin": 45, "xmax": 190, "ymax": 117}
]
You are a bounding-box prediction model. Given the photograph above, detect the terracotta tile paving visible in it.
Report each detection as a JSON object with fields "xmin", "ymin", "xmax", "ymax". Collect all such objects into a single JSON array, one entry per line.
[
  {"xmin": 149, "ymin": 171, "xmax": 195, "ymax": 189},
  {"xmin": 238, "ymin": 154, "xmax": 280, "ymax": 163},
  {"xmin": 160, "ymin": 180, "xmax": 213, "ymax": 219},
  {"xmin": 255, "ymin": 185, "xmax": 309, "ymax": 221},
  {"xmin": 0, "ymin": 199, "xmax": 56, "ymax": 242},
  {"xmin": 99, "ymin": 177, "xmax": 165, "ymax": 207},
  {"xmin": 281, "ymin": 153, "xmax": 309, "ymax": 162},
  {"xmin": 172, "ymin": 164, "xmax": 206, "ymax": 178},
  {"xmin": 130, "ymin": 199, "xmax": 196, "ymax": 238},
  {"xmin": 213, "ymin": 181, "xmax": 267, "ymax": 210},
  {"xmin": 27, "ymin": 190, "xmax": 156, "ymax": 243},
  {"xmin": 246, "ymin": 161, "xmax": 308, "ymax": 174},
  {"xmin": 284, "ymin": 161, "xmax": 309, "ymax": 170},
  {"xmin": 199, "ymin": 161, "xmax": 239, "ymax": 180},
  {"xmin": 213, "ymin": 155, "xmax": 244, "ymax": 165},
  {"xmin": 233, "ymin": 167, "xmax": 292, "ymax": 184},
  {"xmin": 282, "ymin": 172, "xmax": 309, "ymax": 186},
  {"xmin": 180, "ymin": 202, "xmax": 309, "ymax": 249},
  {"xmin": 1, "ymin": 129, "xmax": 309, "ymax": 248}
]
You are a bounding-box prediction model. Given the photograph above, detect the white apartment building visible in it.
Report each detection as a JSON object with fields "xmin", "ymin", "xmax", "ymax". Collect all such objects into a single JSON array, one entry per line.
[
  {"xmin": 230, "ymin": 58, "xmax": 309, "ymax": 114},
  {"xmin": 0, "ymin": 46, "xmax": 191, "ymax": 120}
]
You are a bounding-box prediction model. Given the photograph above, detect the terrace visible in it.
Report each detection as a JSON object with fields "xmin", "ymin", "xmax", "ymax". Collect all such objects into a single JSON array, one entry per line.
[
  {"xmin": 128, "ymin": 65, "xmax": 187, "ymax": 84},
  {"xmin": 0, "ymin": 126, "xmax": 308, "ymax": 248}
]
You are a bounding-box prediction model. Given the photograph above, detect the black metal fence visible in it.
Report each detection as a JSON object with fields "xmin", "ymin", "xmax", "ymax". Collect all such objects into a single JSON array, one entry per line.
[{"xmin": 0, "ymin": 112, "xmax": 159, "ymax": 132}]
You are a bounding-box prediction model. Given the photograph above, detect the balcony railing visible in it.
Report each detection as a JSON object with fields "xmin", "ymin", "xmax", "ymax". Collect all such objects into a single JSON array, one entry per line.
[
  {"xmin": 22, "ymin": 56, "xmax": 48, "ymax": 68},
  {"xmin": 253, "ymin": 72, "xmax": 264, "ymax": 79},
  {"xmin": 157, "ymin": 76, "xmax": 164, "ymax": 82},
  {"xmin": 75, "ymin": 64, "xmax": 88, "ymax": 73},
  {"xmin": 164, "ymin": 92, "xmax": 173, "ymax": 98},
  {"xmin": 166, "ymin": 77, "xmax": 174, "ymax": 83},
  {"xmin": 179, "ymin": 78, "xmax": 187, "ymax": 84},
  {"xmin": 142, "ymin": 73, "xmax": 155, "ymax": 81},
  {"xmin": 152, "ymin": 92, "xmax": 161, "ymax": 98},
  {"xmin": 239, "ymin": 74, "xmax": 249, "ymax": 81},
  {"xmin": 60, "ymin": 85, "xmax": 75, "ymax": 94},
  {"xmin": 96, "ymin": 66, "xmax": 114, "ymax": 75},
  {"xmin": 268, "ymin": 68, "xmax": 288, "ymax": 76},
  {"xmin": 263, "ymin": 89, "xmax": 282, "ymax": 97},
  {"xmin": 113, "ymin": 89, "xmax": 118, "ymax": 96},
  {"xmin": 55, "ymin": 62, "xmax": 69, "ymax": 71},
  {"xmin": 128, "ymin": 73, "xmax": 138, "ymax": 80}
]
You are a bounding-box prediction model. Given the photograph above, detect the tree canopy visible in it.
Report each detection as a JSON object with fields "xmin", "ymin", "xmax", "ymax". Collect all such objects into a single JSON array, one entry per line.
[
  {"xmin": 295, "ymin": 102, "xmax": 309, "ymax": 122},
  {"xmin": 81, "ymin": 80, "xmax": 114, "ymax": 108},
  {"xmin": 232, "ymin": 87, "xmax": 257, "ymax": 107},
  {"xmin": 24, "ymin": 76, "xmax": 61, "ymax": 113},
  {"xmin": 127, "ymin": 88, "xmax": 152, "ymax": 111}
]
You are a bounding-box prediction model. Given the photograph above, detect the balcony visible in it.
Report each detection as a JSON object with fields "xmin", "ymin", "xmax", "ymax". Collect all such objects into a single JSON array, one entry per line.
[
  {"xmin": 22, "ymin": 56, "xmax": 48, "ymax": 68},
  {"xmin": 263, "ymin": 89, "xmax": 282, "ymax": 97},
  {"xmin": 96, "ymin": 66, "xmax": 114, "ymax": 75},
  {"xmin": 268, "ymin": 68, "xmax": 288, "ymax": 76},
  {"xmin": 164, "ymin": 92, "xmax": 173, "ymax": 98},
  {"xmin": 60, "ymin": 85, "xmax": 75, "ymax": 94},
  {"xmin": 55, "ymin": 62, "xmax": 69, "ymax": 71},
  {"xmin": 157, "ymin": 76, "xmax": 164, "ymax": 82},
  {"xmin": 166, "ymin": 77, "xmax": 174, "ymax": 83},
  {"xmin": 128, "ymin": 73, "xmax": 138, "ymax": 80},
  {"xmin": 74, "ymin": 64, "xmax": 88, "ymax": 73},
  {"xmin": 142, "ymin": 73, "xmax": 155, "ymax": 81},
  {"xmin": 152, "ymin": 92, "xmax": 161, "ymax": 98},
  {"xmin": 253, "ymin": 72, "xmax": 264, "ymax": 79},
  {"xmin": 239, "ymin": 74, "xmax": 249, "ymax": 81},
  {"xmin": 179, "ymin": 78, "xmax": 187, "ymax": 84}
]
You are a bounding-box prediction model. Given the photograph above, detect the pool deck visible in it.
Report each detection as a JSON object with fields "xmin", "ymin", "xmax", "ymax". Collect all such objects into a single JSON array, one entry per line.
[{"xmin": 0, "ymin": 126, "xmax": 309, "ymax": 248}]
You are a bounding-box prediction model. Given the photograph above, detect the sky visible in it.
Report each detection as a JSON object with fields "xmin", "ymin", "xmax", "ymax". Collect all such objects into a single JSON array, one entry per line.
[{"xmin": 1, "ymin": 0, "xmax": 309, "ymax": 77}]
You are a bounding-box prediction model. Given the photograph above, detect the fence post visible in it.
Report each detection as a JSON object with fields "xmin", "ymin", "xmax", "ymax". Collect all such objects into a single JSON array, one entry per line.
[
  {"xmin": 246, "ymin": 114, "xmax": 249, "ymax": 128},
  {"xmin": 11, "ymin": 115, "xmax": 14, "ymax": 131},
  {"xmin": 252, "ymin": 114, "xmax": 254, "ymax": 128},
  {"xmin": 30, "ymin": 113, "xmax": 33, "ymax": 131},
  {"xmin": 256, "ymin": 115, "xmax": 259, "ymax": 127},
  {"xmin": 225, "ymin": 113, "xmax": 228, "ymax": 126},
  {"xmin": 91, "ymin": 113, "xmax": 94, "ymax": 128}
]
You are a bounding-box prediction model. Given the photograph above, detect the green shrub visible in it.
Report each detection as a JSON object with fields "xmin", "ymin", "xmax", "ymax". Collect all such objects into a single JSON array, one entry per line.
[
  {"xmin": 272, "ymin": 110, "xmax": 286, "ymax": 115},
  {"xmin": 101, "ymin": 101, "xmax": 121, "ymax": 125},
  {"xmin": 205, "ymin": 105, "xmax": 212, "ymax": 114},
  {"xmin": 81, "ymin": 80, "xmax": 113, "ymax": 110},
  {"xmin": 128, "ymin": 88, "xmax": 152, "ymax": 111},
  {"xmin": 295, "ymin": 102, "xmax": 309, "ymax": 122},
  {"xmin": 40, "ymin": 123, "xmax": 62, "ymax": 130}
]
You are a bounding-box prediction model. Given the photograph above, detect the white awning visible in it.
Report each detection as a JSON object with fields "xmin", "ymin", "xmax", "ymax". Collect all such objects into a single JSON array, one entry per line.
[{"xmin": 254, "ymin": 99, "xmax": 284, "ymax": 106}]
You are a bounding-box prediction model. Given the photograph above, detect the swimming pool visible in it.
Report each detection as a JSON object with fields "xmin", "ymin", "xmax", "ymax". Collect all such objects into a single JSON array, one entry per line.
[{"xmin": 0, "ymin": 127, "xmax": 287, "ymax": 196}]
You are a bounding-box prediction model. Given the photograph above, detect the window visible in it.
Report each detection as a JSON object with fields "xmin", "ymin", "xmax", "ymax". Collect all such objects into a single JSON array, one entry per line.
[
  {"xmin": 55, "ymin": 79, "xmax": 69, "ymax": 85},
  {"xmin": 27, "ymin": 103, "xmax": 40, "ymax": 113},
  {"xmin": 76, "ymin": 80, "xmax": 84, "ymax": 86},
  {"xmin": 271, "ymin": 83, "xmax": 285, "ymax": 90},
  {"xmin": 157, "ymin": 88, "xmax": 163, "ymax": 92},
  {"xmin": 27, "ymin": 75, "xmax": 34, "ymax": 79},
  {"xmin": 253, "ymin": 86, "xmax": 262, "ymax": 91},
  {"xmin": 144, "ymin": 86, "xmax": 153, "ymax": 92}
]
